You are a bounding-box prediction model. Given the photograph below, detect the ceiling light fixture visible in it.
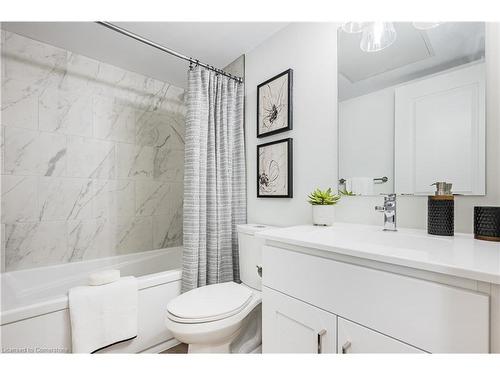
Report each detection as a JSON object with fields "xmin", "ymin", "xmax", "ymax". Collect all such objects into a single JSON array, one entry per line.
[
  {"xmin": 341, "ymin": 22, "xmax": 366, "ymax": 34},
  {"xmin": 360, "ymin": 22, "xmax": 397, "ymax": 52},
  {"xmin": 343, "ymin": 22, "xmax": 442, "ymax": 53}
]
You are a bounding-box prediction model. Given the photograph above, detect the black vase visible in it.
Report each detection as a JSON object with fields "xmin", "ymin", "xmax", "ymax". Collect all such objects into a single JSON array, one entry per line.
[
  {"xmin": 428, "ymin": 196, "xmax": 454, "ymax": 236},
  {"xmin": 474, "ymin": 206, "xmax": 500, "ymax": 242}
]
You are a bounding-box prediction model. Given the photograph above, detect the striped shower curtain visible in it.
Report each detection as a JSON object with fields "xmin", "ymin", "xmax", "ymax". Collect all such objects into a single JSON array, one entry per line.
[{"xmin": 181, "ymin": 67, "xmax": 246, "ymax": 292}]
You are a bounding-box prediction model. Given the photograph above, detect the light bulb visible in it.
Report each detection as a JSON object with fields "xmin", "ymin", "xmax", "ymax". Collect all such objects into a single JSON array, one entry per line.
[
  {"xmin": 342, "ymin": 22, "xmax": 366, "ymax": 34},
  {"xmin": 360, "ymin": 22, "xmax": 397, "ymax": 52}
]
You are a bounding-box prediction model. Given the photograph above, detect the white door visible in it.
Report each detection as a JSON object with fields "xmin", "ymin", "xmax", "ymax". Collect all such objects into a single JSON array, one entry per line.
[
  {"xmin": 262, "ymin": 286, "xmax": 337, "ymax": 353},
  {"xmin": 337, "ymin": 317, "xmax": 424, "ymax": 354},
  {"xmin": 395, "ymin": 62, "xmax": 485, "ymax": 195}
]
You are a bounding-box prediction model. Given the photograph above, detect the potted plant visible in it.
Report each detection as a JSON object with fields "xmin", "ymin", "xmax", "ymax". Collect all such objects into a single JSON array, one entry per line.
[{"xmin": 307, "ymin": 188, "xmax": 341, "ymax": 226}]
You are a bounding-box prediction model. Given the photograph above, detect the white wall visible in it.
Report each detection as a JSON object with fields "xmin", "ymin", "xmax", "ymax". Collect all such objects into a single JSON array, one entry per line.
[
  {"xmin": 224, "ymin": 54, "xmax": 245, "ymax": 77},
  {"xmin": 245, "ymin": 22, "xmax": 500, "ymax": 233},
  {"xmin": 339, "ymin": 87, "xmax": 394, "ymax": 195},
  {"xmin": 245, "ymin": 23, "xmax": 338, "ymax": 226}
]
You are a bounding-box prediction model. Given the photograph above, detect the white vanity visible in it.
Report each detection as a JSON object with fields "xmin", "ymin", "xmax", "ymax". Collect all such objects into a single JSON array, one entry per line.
[{"xmin": 258, "ymin": 223, "xmax": 500, "ymax": 353}]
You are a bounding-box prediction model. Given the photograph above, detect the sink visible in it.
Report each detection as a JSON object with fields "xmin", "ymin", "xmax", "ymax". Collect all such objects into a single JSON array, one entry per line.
[{"xmin": 314, "ymin": 225, "xmax": 453, "ymax": 253}]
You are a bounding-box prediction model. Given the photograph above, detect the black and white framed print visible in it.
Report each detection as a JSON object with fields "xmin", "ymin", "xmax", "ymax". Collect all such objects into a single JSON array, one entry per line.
[
  {"xmin": 257, "ymin": 69, "xmax": 293, "ymax": 138},
  {"xmin": 257, "ymin": 138, "xmax": 293, "ymax": 198}
]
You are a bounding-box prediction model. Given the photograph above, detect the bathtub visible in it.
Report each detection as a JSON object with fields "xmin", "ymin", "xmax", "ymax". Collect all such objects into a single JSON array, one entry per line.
[{"xmin": 1, "ymin": 247, "xmax": 183, "ymax": 353}]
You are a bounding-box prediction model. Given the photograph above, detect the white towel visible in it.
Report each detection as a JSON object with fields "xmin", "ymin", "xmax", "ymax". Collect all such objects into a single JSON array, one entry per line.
[
  {"xmin": 88, "ymin": 269, "xmax": 121, "ymax": 286},
  {"xmin": 346, "ymin": 177, "xmax": 374, "ymax": 195},
  {"xmin": 69, "ymin": 276, "xmax": 138, "ymax": 353}
]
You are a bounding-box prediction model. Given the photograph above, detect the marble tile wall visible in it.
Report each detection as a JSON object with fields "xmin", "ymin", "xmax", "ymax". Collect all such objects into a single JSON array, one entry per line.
[{"xmin": 1, "ymin": 30, "xmax": 185, "ymax": 271}]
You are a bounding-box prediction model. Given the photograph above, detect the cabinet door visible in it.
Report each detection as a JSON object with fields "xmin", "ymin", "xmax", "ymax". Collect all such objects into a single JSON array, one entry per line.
[
  {"xmin": 262, "ymin": 286, "xmax": 337, "ymax": 353},
  {"xmin": 337, "ymin": 317, "xmax": 424, "ymax": 354},
  {"xmin": 395, "ymin": 62, "xmax": 485, "ymax": 195}
]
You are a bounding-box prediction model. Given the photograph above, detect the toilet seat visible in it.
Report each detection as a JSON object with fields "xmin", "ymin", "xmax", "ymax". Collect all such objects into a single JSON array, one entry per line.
[
  {"xmin": 165, "ymin": 283, "xmax": 262, "ymax": 351},
  {"xmin": 167, "ymin": 282, "xmax": 254, "ymax": 323}
]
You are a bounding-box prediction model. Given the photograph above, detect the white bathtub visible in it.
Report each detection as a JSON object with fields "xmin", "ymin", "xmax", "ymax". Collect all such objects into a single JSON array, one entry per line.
[{"xmin": 1, "ymin": 247, "xmax": 183, "ymax": 353}]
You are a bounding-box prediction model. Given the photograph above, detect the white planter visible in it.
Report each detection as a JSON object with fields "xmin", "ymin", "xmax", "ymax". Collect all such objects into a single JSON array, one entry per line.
[{"xmin": 312, "ymin": 205, "xmax": 335, "ymax": 226}]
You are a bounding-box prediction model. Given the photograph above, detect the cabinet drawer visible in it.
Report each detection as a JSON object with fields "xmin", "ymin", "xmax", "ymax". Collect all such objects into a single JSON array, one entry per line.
[
  {"xmin": 263, "ymin": 245, "xmax": 489, "ymax": 353},
  {"xmin": 337, "ymin": 317, "xmax": 424, "ymax": 353},
  {"xmin": 262, "ymin": 286, "xmax": 337, "ymax": 353}
]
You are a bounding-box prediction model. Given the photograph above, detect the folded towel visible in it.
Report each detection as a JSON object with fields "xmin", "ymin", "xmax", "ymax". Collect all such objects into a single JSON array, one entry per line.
[
  {"xmin": 346, "ymin": 177, "xmax": 374, "ymax": 195},
  {"xmin": 69, "ymin": 276, "xmax": 138, "ymax": 353},
  {"xmin": 88, "ymin": 269, "xmax": 121, "ymax": 286}
]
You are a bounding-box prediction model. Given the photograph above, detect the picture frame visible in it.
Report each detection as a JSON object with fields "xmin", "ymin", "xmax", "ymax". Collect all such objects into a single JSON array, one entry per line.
[
  {"xmin": 257, "ymin": 69, "xmax": 293, "ymax": 138},
  {"xmin": 257, "ymin": 138, "xmax": 293, "ymax": 198}
]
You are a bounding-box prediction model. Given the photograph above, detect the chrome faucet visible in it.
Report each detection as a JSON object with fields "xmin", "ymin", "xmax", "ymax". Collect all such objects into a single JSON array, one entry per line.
[{"xmin": 375, "ymin": 194, "xmax": 397, "ymax": 231}]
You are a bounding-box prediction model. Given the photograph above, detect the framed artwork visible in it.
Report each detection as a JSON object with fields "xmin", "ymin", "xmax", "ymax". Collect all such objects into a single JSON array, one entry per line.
[
  {"xmin": 257, "ymin": 69, "xmax": 293, "ymax": 138},
  {"xmin": 257, "ymin": 138, "xmax": 293, "ymax": 198}
]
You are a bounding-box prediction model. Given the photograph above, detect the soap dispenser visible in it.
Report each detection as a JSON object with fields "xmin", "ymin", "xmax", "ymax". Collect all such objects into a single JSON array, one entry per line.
[{"xmin": 428, "ymin": 182, "xmax": 454, "ymax": 236}]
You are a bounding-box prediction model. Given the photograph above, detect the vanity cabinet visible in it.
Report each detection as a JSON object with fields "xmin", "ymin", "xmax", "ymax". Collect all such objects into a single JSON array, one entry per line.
[
  {"xmin": 262, "ymin": 286, "xmax": 337, "ymax": 353},
  {"xmin": 262, "ymin": 244, "xmax": 490, "ymax": 353},
  {"xmin": 263, "ymin": 286, "xmax": 423, "ymax": 354}
]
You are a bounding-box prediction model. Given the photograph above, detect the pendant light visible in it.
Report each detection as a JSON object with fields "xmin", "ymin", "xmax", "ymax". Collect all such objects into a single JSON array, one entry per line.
[
  {"xmin": 342, "ymin": 22, "xmax": 442, "ymax": 53},
  {"xmin": 342, "ymin": 22, "xmax": 366, "ymax": 34},
  {"xmin": 360, "ymin": 22, "xmax": 397, "ymax": 53}
]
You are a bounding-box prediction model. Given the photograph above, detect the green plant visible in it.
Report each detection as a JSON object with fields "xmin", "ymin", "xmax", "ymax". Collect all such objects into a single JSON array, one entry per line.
[
  {"xmin": 307, "ymin": 188, "xmax": 341, "ymax": 205},
  {"xmin": 340, "ymin": 188, "xmax": 355, "ymax": 196}
]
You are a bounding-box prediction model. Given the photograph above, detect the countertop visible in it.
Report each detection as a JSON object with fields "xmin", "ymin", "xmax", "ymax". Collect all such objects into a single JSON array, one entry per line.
[{"xmin": 256, "ymin": 223, "xmax": 500, "ymax": 284}]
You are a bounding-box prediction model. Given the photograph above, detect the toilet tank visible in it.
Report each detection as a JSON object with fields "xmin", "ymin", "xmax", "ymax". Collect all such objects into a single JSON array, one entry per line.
[{"xmin": 237, "ymin": 224, "xmax": 274, "ymax": 291}]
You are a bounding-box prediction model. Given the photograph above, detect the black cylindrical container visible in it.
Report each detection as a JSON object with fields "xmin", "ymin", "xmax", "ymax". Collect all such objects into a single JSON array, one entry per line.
[
  {"xmin": 428, "ymin": 196, "xmax": 454, "ymax": 236},
  {"xmin": 474, "ymin": 206, "xmax": 500, "ymax": 242}
]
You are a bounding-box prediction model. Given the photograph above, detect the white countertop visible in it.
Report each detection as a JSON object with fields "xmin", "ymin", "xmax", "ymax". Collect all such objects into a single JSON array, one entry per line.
[{"xmin": 257, "ymin": 223, "xmax": 500, "ymax": 284}]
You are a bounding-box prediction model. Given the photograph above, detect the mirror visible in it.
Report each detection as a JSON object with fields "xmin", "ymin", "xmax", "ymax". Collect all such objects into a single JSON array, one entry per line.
[{"xmin": 337, "ymin": 22, "xmax": 486, "ymax": 196}]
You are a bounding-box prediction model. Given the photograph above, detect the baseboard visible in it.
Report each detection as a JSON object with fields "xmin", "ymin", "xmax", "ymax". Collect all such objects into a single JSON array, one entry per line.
[{"xmin": 139, "ymin": 338, "xmax": 181, "ymax": 354}]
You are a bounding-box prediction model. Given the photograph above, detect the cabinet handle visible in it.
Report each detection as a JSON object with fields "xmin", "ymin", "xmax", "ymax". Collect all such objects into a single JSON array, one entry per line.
[
  {"xmin": 341, "ymin": 341, "xmax": 351, "ymax": 354},
  {"xmin": 317, "ymin": 329, "xmax": 327, "ymax": 354}
]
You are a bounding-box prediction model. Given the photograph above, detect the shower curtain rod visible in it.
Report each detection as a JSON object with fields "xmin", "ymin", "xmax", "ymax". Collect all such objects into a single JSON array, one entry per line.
[{"xmin": 96, "ymin": 21, "xmax": 243, "ymax": 83}]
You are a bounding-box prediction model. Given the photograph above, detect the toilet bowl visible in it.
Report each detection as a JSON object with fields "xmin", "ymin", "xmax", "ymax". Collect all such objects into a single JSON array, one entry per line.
[
  {"xmin": 165, "ymin": 282, "xmax": 262, "ymax": 353},
  {"xmin": 164, "ymin": 224, "xmax": 272, "ymax": 353}
]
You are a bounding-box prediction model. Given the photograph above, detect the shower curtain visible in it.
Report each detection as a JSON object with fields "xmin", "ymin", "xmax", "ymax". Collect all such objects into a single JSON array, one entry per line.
[{"xmin": 181, "ymin": 67, "xmax": 246, "ymax": 292}]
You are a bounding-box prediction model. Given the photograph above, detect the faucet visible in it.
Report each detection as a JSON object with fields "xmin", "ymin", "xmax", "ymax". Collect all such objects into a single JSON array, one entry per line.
[{"xmin": 375, "ymin": 194, "xmax": 397, "ymax": 231}]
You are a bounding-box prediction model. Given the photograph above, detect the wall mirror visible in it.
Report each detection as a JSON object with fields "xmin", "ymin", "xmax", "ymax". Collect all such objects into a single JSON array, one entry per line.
[{"xmin": 337, "ymin": 22, "xmax": 486, "ymax": 196}]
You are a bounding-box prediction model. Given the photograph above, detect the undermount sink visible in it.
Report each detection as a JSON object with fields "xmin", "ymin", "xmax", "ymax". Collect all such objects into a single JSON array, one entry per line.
[{"xmin": 313, "ymin": 225, "xmax": 453, "ymax": 253}]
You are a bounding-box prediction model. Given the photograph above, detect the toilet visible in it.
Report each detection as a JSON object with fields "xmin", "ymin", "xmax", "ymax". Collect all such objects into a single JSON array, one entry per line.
[{"xmin": 165, "ymin": 224, "xmax": 272, "ymax": 353}]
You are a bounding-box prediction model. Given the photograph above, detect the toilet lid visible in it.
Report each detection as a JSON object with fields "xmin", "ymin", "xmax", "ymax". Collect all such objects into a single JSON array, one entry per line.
[{"xmin": 167, "ymin": 282, "xmax": 253, "ymax": 323}]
